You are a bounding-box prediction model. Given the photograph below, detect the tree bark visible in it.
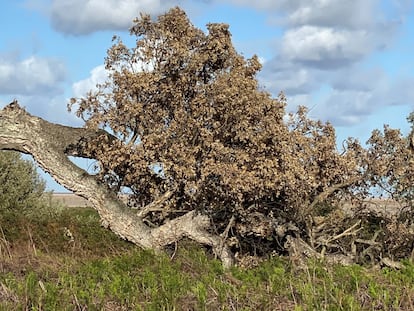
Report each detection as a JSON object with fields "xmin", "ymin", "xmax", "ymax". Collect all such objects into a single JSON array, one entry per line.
[{"xmin": 0, "ymin": 101, "xmax": 233, "ymax": 268}]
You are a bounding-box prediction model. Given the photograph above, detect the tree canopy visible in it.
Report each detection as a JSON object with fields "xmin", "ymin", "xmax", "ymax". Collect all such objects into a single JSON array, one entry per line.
[{"xmin": 67, "ymin": 7, "xmax": 376, "ymax": 256}]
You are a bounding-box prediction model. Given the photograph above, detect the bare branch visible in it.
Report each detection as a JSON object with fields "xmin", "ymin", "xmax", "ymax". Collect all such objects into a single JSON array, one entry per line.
[
  {"xmin": 0, "ymin": 102, "xmax": 234, "ymax": 267},
  {"xmin": 137, "ymin": 190, "xmax": 174, "ymax": 218}
]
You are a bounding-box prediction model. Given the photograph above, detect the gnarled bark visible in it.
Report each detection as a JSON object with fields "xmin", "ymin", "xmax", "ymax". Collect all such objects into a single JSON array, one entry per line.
[{"xmin": 0, "ymin": 101, "xmax": 233, "ymax": 268}]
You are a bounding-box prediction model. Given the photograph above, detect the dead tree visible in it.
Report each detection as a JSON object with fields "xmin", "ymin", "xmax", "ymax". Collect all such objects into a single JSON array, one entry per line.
[{"xmin": 0, "ymin": 101, "xmax": 234, "ymax": 267}]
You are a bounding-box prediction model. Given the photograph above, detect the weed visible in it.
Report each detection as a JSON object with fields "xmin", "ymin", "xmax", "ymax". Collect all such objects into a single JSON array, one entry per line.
[{"xmin": 1, "ymin": 206, "xmax": 413, "ymax": 310}]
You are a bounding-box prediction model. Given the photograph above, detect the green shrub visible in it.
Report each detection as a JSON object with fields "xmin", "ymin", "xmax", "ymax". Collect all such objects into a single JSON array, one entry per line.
[{"xmin": 0, "ymin": 151, "xmax": 45, "ymax": 211}]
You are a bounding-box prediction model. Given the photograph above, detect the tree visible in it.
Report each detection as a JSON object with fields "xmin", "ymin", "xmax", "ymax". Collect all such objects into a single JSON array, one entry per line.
[
  {"xmin": 3, "ymin": 7, "xmax": 412, "ymax": 267},
  {"xmin": 0, "ymin": 150, "xmax": 45, "ymax": 211},
  {"xmin": 69, "ymin": 8, "xmax": 365, "ymax": 258}
]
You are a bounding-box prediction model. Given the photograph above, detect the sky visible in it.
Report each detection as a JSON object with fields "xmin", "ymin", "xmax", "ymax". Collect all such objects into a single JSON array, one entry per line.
[{"xmin": 1, "ymin": 0, "xmax": 414, "ymax": 192}]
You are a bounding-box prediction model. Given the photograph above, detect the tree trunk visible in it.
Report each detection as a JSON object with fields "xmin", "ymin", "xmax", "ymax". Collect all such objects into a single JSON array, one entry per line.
[{"xmin": 0, "ymin": 101, "xmax": 233, "ymax": 268}]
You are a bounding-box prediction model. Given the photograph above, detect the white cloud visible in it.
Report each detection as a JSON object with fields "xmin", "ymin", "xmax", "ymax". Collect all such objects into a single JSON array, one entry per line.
[
  {"xmin": 330, "ymin": 67, "xmax": 385, "ymax": 92},
  {"xmin": 228, "ymin": 0, "xmax": 407, "ymax": 29},
  {"xmin": 259, "ymin": 61, "xmax": 317, "ymax": 95},
  {"xmin": 279, "ymin": 26, "xmax": 371, "ymax": 67},
  {"xmin": 259, "ymin": 54, "xmax": 414, "ymax": 127},
  {"xmin": 71, "ymin": 55, "xmax": 157, "ymax": 98},
  {"xmin": 27, "ymin": 0, "xmax": 413, "ymax": 129},
  {"xmin": 235, "ymin": 0, "xmax": 411, "ymax": 127},
  {"xmin": 0, "ymin": 92, "xmax": 79, "ymax": 126},
  {"xmin": 72, "ymin": 65, "xmax": 108, "ymax": 98},
  {"xmin": 0, "ymin": 55, "xmax": 66, "ymax": 96},
  {"xmin": 309, "ymin": 73, "xmax": 414, "ymax": 126},
  {"xmin": 283, "ymin": 0, "xmax": 377, "ymax": 29},
  {"xmin": 284, "ymin": 93, "xmax": 313, "ymax": 112},
  {"xmin": 225, "ymin": 0, "xmax": 403, "ymax": 69},
  {"xmin": 49, "ymin": 0, "xmax": 179, "ymax": 35},
  {"xmin": 228, "ymin": 0, "xmax": 374, "ymax": 20}
]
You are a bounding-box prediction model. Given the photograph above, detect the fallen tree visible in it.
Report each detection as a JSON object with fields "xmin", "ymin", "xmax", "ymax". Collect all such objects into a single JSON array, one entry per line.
[
  {"xmin": 0, "ymin": 101, "xmax": 367, "ymax": 269},
  {"xmin": 0, "ymin": 101, "xmax": 234, "ymax": 268}
]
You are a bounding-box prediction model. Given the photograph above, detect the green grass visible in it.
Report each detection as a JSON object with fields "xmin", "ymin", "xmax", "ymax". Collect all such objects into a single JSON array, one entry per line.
[{"xmin": 1, "ymin": 206, "xmax": 413, "ymax": 310}]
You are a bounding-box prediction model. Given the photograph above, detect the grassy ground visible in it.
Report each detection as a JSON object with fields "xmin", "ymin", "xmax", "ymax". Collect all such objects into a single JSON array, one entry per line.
[{"xmin": 0, "ymin": 206, "xmax": 413, "ymax": 310}]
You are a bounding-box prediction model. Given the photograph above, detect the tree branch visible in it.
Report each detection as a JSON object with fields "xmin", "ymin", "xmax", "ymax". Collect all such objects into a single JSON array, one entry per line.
[
  {"xmin": 307, "ymin": 177, "xmax": 361, "ymax": 215},
  {"xmin": 0, "ymin": 101, "xmax": 234, "ymax": 268}
]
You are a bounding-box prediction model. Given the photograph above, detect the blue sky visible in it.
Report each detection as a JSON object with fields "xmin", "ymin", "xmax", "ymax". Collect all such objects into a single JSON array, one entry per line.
[{"xmin": 1, "ymin": 0, "xmax": 414, "ymax": 191}]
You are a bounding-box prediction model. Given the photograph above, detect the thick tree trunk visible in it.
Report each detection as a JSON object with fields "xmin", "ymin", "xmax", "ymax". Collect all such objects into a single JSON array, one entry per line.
[{"xmin": 0, "ymin": 101, "xmax": 233, "ymax": 268}]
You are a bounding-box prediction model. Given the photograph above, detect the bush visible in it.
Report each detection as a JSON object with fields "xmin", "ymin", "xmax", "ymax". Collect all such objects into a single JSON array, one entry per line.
[{"xmin": 0, "ymin": 151, "xmax": 45, "ymax": 211}]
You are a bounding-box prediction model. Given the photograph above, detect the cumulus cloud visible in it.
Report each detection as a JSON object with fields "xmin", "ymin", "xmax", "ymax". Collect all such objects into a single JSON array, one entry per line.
[
  {"xmin": 49, "ymin": 0, "xmax": 179, "ymax": 35},
  {"xmin": 279, "ymin": 0, "xmax": 378, "ymax": 29},
  {"xmin": 29, "ymin": 0, "xmax": 413, "ymax": 128},
  {"xmin": 316, "ymin": 89, "xmax": 375, "ymax": 125},
  {"xmin": 72, "ymin": 65, "xmax": 108, "ymax": 98},
  {"xmin": 71, "ymin": 59, "xmax": 155, "ymax": 98},
  {"xmin": 278, "ymin": 26, "xmax": 388, "ymax": 69},
  {"xmin": 257, "ymin": 0, "xmax": 401, "ymax": 69},
  {"xmin": 259, "ymin": 61, "xmax": 318, "ymax": 96},
  {"xmin": 229, "ymin": 0, "xmax": 408, "ymax": 27},
  {"xmin": 308, "ymin": 69, "xmax": 414, "ymax": 126},
  {"xmin": 329, "ymin": 67, "xmax": 385, "ymax": 92},
  {"xmin": 237, "ymin": 0, "xmax": 411, "ymax": 126},
  {"xmin": 0, "ymin": 55, "xmax": 66, "ymax": 96}
]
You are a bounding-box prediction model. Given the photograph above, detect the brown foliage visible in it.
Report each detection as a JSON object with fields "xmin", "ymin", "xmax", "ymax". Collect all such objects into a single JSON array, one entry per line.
[
  {"xmin": 69, "ymin": 7, "xmax": 414, "ymax": 262},
  {"xmin": 366, "ymin": 124, "xmax": 414, "ymax": 203}
]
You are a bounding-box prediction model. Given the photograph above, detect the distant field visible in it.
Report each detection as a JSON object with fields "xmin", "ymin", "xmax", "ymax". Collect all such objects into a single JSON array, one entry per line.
[
  {"xmin": 51, "ymin": 193, "xmax": 129, "ymax": 207},
  {"xmin": 52, "ymin": 193, "xmax": 405, "ymax": 217},
  {"xmin": 51, "ymin": 193, "xmax": 92, "ymax": 207}
]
